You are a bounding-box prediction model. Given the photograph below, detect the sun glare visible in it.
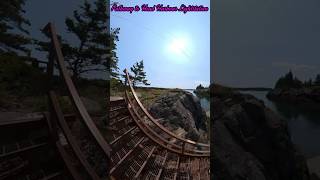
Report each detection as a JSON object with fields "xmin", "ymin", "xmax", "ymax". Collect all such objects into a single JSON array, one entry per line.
[
  {"xmin": 164, "ymin": 34, "xmax": 192, "ymax": 63},
  {"xmin": 168, "ymin": 38, "xmax": 187, "ymax": 55}
]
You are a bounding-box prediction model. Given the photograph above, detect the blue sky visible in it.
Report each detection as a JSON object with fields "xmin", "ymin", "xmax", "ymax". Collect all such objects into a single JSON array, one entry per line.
[
  {"xmin": 25, "ymin": 0, "xmax": 85, "ymax": 70},
  {"xmin": 23, "ymin": 0, "xmax": 209, "ymax": 88},
  {"xmin": 24, "ymin": 0, "xmax": 320, "ymax": 88},
  {"xmin": 111, "ymin": 0, "xmax": 210, "ymax": 89}
]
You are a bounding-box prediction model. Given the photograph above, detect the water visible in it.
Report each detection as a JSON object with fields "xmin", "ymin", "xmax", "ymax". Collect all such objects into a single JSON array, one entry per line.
[
  {"xmin": 184, "ymin": 89, "xmax": 210, "ymax": 113},
  {"xmin": 240, "ymin": 90, "xmax": 320, "ymax": 158}
]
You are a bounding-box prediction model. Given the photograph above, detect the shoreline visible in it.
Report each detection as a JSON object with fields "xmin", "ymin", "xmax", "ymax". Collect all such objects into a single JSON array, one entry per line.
[{"xmin": 267, "ymin": 87, "xmax": 320, "ymax": 104}]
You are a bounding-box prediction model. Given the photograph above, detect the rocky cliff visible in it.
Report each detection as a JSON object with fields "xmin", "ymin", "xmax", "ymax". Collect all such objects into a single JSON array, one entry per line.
[
  {"xmin": 148, "ymin": 90, "xmax": 208, "ymax": 142},
  {"xmin": 212, "ymin": 87, "xmax": 310, "ymax": 180}
]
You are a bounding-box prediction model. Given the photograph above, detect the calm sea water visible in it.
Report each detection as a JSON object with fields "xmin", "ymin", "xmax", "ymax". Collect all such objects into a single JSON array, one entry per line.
[
  {"xmin": 185, "ymin": 89, "xmax": 210, "ymax": 112},
  {"xmin": 240, "ymin": 90, "xmax": 320, "ymax": 158}
]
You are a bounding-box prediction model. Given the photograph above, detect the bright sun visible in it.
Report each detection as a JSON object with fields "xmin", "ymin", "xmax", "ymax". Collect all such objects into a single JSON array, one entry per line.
[
  {"xmin": 168, "ymin": 37, "xmax": 188, "ymax": 56},
  {"xmin": 165, "ymin": 34, "xmax": 192, "ymax": 63}
]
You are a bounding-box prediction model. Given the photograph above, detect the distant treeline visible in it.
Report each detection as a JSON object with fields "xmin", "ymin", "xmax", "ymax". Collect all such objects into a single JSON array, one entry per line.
[
  {"xmin": 194, "ymin": 84, "xmax": 210, "ymax": 98},
  {"xmin": 0, "ymin": 0, "xmax": 119, "ymax": 82},
  {"xmin": 274, "ymin": 71, "xmax": 320, "ymax": 89}
]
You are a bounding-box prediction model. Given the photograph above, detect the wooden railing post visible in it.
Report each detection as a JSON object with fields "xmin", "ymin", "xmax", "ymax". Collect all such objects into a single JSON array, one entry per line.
[
  {"xmin": 182, "ymin": 142, "xmax": 186, "ymax": 155},
  {"xmin": 43, "ymin": 22, "xmax": 58, "ymax": 143}
]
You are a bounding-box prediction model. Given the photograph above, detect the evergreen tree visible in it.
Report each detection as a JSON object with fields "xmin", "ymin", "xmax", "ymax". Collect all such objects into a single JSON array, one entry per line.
[
  {"xmin": 37, "ymin": 0, "xmax": 119, "ymax": 81},
  {"xmin": 303, "ymin": 79, "xmax": 313, "ymax": 87},
  {"xmin": 308, "ymin": 78, "xmax": 313, "ymax": 87},
  {"xmin": 196, "ymin": 84, "xmax": 205, "ymax": 90},
  {"xmin": 285, "ymin": 70, "xmax": 293, "ymax": 82},
  {"xmin": 315, "ymin": 74, "xmax": 320, "ymax": 86},
  {"xmin": 0, "ymin": 0, "xmax": 31, "ymax": 54},
  {"xmin": 128, "ymin": 60, "xmax": 150, "ymax": 87},
  {"xmin": 275, "ymin": 70, "xmax": 303, "ymax": 89},
  {"xmin": 110, "ymin": 28, "xmax": 120, "ymax": 79},
  {"xmin": 293, "ymin": 77, "xmax": 302, "ymax": 88}
]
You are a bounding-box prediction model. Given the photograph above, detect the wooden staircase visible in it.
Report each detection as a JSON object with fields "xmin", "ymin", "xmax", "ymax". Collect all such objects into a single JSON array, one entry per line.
[
  {"xmin": 0, "ymin": 22, "xmax": 210, "ymax": 180},
  {"xmin": 0, "ymin": 113, "xmax": 73, "ymax": 180},
  {"xmin": 106, "ymin": 98, "xmax": 210, "ymax": 180}
]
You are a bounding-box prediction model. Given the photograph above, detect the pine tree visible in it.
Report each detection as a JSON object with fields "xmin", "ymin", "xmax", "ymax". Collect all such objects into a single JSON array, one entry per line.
[
  {"xmin": 37, "ymin": 0, "xmax": 119, "ymax": 81},
  {"xmin": 0, "ymin": 0, "xmax": 31, "ymax": 54},
  {"xmin": 285, "ymin": 70, "xmax": 293, "ymax": 82},
  {"xmin": 129, "ymin": 60, "xmax": 150, "ymax": 87},
  {"xmin": 303, "ymin": 79, "xmax": 313, "ymax": 87},
  {"xmin": 308, "ymin": 78, "xmax": 313, "ymax": 87},
  {"xmin": 196, "ymin": 84, "xmax": 204, "ymax": 90},
  {"xmin": 110, "ymin": 27, "xmax": 120, "ymax": 79},
  {"xmin": 275, "ymin": 70, "xmax": 302, "ymax": 89},
  {"xmin": 315, "ymin": 74, "xmax": 320, "ymax": 86}
]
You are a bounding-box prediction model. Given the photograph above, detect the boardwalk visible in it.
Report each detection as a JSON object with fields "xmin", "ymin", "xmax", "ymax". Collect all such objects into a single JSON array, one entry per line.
[{"xmin": 0, "ymin": 23, "xmax": 210, "ymax": 180}]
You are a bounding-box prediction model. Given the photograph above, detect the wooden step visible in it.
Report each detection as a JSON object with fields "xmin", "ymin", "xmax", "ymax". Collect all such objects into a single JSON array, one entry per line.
[
  {"xmin": 110, "ymin": 126, "xmax": 137, "ymax": 145},
  {"xmin": 0, "ymin": 136, "xmax": 48, "ymax": 158},
  {"xmin": 14, "ymin": 170, "xmax": 64, "ymax": 180},
  {"xmin": 0, "ymin": 157, "xmax": 28, "ymax": 179},
  {"xmin": 134, "ymin": 145, "xmax": 156, "ymax": 179},
  {"xmin": 110, "ymin": 106, "xmax": 127, "ymax": 113},
  {"xmin": 109, "ymin": 115, "xmax": 131, "ymax": 127},
  {"xmin": 109, "ymin": 137, "xmax": 145, "ymax": 175}
]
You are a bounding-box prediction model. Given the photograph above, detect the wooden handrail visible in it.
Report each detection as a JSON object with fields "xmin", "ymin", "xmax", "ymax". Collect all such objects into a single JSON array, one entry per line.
[
  {"xmin": 48, "ymin": 91, "xmax": 101, "ymax": 180},
  {"xmin": 124, "ymin": 69, "xmax": 210, "ymax": 148},
  {"xmin": 126, "ymin": 92, "xmax": 209, "ymax": 157},
  {"xmin": 126, "ymin": 91, "xmax": 209, "ymax": 155},
  {"xmin": 0, "ymin": 113, "xmax": 76, "ymax": 127},
  {"xmin": 44, "ymin": 22, "xmax": 111, "ymax": 157},
  {"xmin": 127, "ymin": 102, "xmax": 208, "ymax": 157}
]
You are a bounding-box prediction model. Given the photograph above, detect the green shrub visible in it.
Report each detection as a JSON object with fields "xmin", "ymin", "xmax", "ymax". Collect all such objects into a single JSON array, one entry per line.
[{"xmin": 0, "ymin": 54, "xmax": 47, "ymax": 96}]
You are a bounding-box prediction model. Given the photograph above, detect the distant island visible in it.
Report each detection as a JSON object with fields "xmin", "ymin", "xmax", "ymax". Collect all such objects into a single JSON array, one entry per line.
[
  {"xmin": 193, "ymin": 84, "xmax": 209, "ymax": 99},
  {"xmin": 192, "ymin": 84, "xmax": 272, "ymax": 99},
  {"xmin": 267, "ymin": 71, "xmax": 320, "ymax": 104}
]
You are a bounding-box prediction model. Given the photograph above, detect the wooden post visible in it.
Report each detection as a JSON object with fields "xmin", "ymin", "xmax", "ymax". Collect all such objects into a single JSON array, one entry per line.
[
  {"xmin": 44, "ymin": 23, "xmax": 58, "ymax": 142},
  {"xmin": 182, "ymin": 142, "xmax": 186, "ymax": 155}
]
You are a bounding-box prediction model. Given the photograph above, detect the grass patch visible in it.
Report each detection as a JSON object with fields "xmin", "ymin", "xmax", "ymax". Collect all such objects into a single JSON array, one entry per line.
[{"xmin": 110, "ymin": 83, "xmax": 181, "ymax": 107}]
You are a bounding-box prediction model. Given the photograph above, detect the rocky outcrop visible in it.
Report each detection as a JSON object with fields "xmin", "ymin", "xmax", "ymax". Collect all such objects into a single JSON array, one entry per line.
[
  {"xmin": 267, "ymin": 88, "xmax": 320, "ymax": 104},
  {"xmin": 212, "ymin": 89, "xmax": 310, "ymax": 180},
  {"xmin": 148, "ymin": 90, "xmax": 208, "ymax": 141}
]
